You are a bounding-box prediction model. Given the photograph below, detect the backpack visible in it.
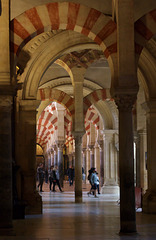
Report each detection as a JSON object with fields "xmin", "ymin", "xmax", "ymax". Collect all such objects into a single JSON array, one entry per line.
[{"xmin": 87, "ymin": 169, "xmax": 92, "ymax": 180}]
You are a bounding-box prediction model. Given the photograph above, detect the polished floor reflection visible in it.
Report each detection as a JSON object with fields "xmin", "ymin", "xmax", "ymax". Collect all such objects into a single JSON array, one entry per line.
[{"xmin": 1, "ymin": 189, "xmax": 156, "ymax": 240}]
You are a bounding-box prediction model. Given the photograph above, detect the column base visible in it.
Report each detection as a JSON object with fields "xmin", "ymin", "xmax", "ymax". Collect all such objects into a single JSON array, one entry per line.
[
  {"xmin": 101, "ymin": 185, "xmax": 119, "ymax": 196},
  {"xmin": 119, "ymin": 221, "xmax": 137, "ymax": 234},
  {"xmin": 142, "ymin": 190, "xmax": 156, "ymax": 213},
  {"xmin": 75, "ymin": 196, "xmax": 83, "ymax": 203}
]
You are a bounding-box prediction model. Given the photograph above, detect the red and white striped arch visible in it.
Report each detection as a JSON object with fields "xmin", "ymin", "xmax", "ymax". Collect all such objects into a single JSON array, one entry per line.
[
  {"xmin": 37, "ymin": 88, "xmax": 74, "ymax": 115},
  {"xmin": 64, "ymin": 109, "xmax": 73, "ymax": 147},
  {"xmin": 10, "ymin": 2, "xmax": 117, "ymax": 59},
  {"xmin": 36, "ymin": 104, "xmax": 58, "ymax": 148},
  {"xmin": 83, "ymin": 89, "xmax": 113, "ymax": 114},
  {"xmin": 36, "ymin": 125, "xmax": 53, "ymax": 145},
  {"xmin": 85, "ymin": 107, "xmax": 100, "ymax": 136},
  {"xmin": 37, "ymin": 110, "xmax": 58, "ymax": 129},
  {"xmin": 135, "ymin": 9, "xmax": 156, "ymax": 58}
]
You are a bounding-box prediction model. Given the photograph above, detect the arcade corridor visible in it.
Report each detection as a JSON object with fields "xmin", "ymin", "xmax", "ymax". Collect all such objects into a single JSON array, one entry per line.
[
  {"xmin": 1, "ymin": 189, "xmax": 156, "ymax": 240},
  {"xmin": 0, "ymin": 0, "xmax": 156, "ymax": 237}
]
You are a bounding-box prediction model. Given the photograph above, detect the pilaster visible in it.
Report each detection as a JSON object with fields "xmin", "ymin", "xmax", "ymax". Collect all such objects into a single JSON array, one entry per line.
[
  {"xmin": 98, "ymin": 140, "xmax": 104, "ymax": 187},
  {"xmin": 82, "ymin": 148, "xmax": 86, "ymax": 182},
  {"xmin": 142, "ymin": 101, "xmax": 156, "ymax": 213},
  {"xmin": 137, "ymin": 130, "xmax": 147, "ymax": 193},
  {"xmin": 0, "ymin": 96, "xmax": 14, "ymax": 235},
  {"xmin": 115, "ymin": 93, "xmax": 137, "ymax": 233},
  {"xmin": 88, "ymin": 145, "xmax": 95, "ymax": 168},
  {"xmin": 17, "ymin": 100, "xmax": 42, "ymax": 215},
  {"xmin": 74, "ymin": 133, "xmax": 84, "ymax": 203},
  {"xmin": 72, "ymin": 67, "xmax": 85, "ymax": 203},
  {"xmin": 56, "ymin": 140, "xmax": 64, "ymax": 187}
]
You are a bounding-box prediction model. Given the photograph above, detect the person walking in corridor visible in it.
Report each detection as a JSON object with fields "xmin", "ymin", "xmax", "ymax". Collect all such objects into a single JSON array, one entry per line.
[
  {"xmin": 53, "ymin": 165, "xmax": 63, "ymax": 192},
  {"xmin": 87, "ymin": 168, "xmax": 98, "ymax": 198},
  {"xmin": 67, "ymin": 165, "xmax": 75, "ymax": 186},
  {"xmin": 49, "ymin": 165, "xmax": 55, "ymax": 192},
  {"xmin": 37, "ymin": 163, "xmax": 45, "ymax": 192}
]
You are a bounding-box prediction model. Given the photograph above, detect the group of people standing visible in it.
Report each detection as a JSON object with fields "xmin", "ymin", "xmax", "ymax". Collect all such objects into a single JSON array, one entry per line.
[
  {"xmin": 37, "ymin": 164, "xmax": 100, "ymax": 197},
  {"xmin": 37, "ymin": 163, "xmax": 63, "ymax": 192},
  {"xmin": 87, "ymin": 167, "xmax": 100, "ymax": 198}
]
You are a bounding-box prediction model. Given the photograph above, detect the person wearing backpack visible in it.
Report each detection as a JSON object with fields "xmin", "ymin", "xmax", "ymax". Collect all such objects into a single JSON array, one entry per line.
[{"xmin": 87, "ymin": 168, "xmax": 99, "ymax": 198}]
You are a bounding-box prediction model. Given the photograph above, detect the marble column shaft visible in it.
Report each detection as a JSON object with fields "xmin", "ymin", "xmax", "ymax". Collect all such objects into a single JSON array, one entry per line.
[
  {"xmin": 115, "ymin": 95, "xmax": 136, "ymax": 233},
  {"xmin": 86, "ymin": 148, "xmax": 90, "ymax": 177},
  {"xmin": 99, "ymin": 140, "xmax": 104, "ymax": 187},
  {"xmin": 57, "ymin": 143, "xmax": 64, "ymax": 188},
  {"xmin": 54, "ymin": 149, "xmax": 57, "ymax": 166},
  {"xmin": 0, "ymin": 97, "xmax": 13, "ymax": 231},
  {"xmin": 115, "ymin": 0, "xmax": 138, "ymax": 233},
  {"xmin": 72, "ymin": 67, "xmax": 85, "ymax": 203},
  {"xmin": 103, "ymin": 131, "xmax": 117, "ymax": 185},
  {"xmin": 82, "ymin": 149, "xmax": 86, "ymax": 174},
  {"xmin": 74, "ymin": 135, "xmax": 83, "ymax": 202},
  {"xmin": 17, "ymin": 100, "xmax": 42, "ymax": 214},
  {"xmin": 0, "ymin": 1, "xmax": 15, "ymax": 234},
  {"xmin": 138, "ymin": 130, "xmax": 147, "ymax": 192},
  {"xmin": 89, "ymin": 146, "xmax": 94, "ymax": 168},
  {"xmin": 142, "ymin": 101, "xmax": 156, "ymax": 213}
]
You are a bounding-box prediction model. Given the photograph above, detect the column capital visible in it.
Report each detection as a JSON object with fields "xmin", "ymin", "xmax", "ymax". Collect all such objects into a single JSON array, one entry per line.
[
  {"xmin": 97, "ymin": 140, "xmax": 103, "ymax": 150},
  {"xmin": 103, "ymin": 129, "xmax": 116, "ymax": 142},
  {"xmin": 74, "ymin": 134, "xmax": 83, "ymax": 146},
  {"xmin": 88, "ymin": 144, "xmax": 95, "ymax": 152},
  {"xmin": 71, "ymin": 67, "xmax": 86, "ymax": 81},
  {"xmin": 82, "ymin": 148, "xmax": 86, "ymax": 154},
  {"xmin": 56, "ymin": 140, "xmax": 64, "ymax": 150},
  {"xmin": 114, "ymin": 94, "xmax": 137, "ymax": 112}
]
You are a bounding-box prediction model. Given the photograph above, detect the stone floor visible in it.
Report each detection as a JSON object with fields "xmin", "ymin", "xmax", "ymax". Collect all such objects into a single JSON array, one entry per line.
[{"xmin": 1, "ymin": 183, "xmax": 156, "ymax": 240}]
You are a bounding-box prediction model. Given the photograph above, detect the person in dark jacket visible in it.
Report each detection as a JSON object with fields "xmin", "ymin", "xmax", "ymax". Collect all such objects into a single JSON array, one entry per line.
[
  {"xmin": 49, "ymin": 165, "xmax": 55, "ymax": 192},
  {"xmin": 67, "ymin": 166, "xmax": 75, "ymax": 186},
  {"xmin": 37, "ymin": 163, "xmax": 44, "ymax": 192},
  {"xmin": 53, "ymin": 165, "xmax": 63, "ymax": 192}
]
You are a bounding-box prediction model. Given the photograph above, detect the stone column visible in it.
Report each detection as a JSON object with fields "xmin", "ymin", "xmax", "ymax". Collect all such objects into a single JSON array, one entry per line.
[
  {"xmin": 74, "ymin": 134, "xmax": 83, "ymax": 203},
  {"xmin": 82, "ymin": 148, "xmax": 86, "ymax": 173},
  {"xmin": 134, "ymin": 133, "xmax": 139, "ymax": 187},
  {"xmin": 115, "ymin": 94, "xmax": 137, "ymax": 233},
  {"xmin": 89, "ymin": 145, "xmax": 94, "ymax": 168},
  {"xmin": 17, "ymin": 100, "xmax": 42, "ymax": 215},
  {"xmin": 0, "ymin": 0, "xmax": 10, "ymax": 80},
  {"xmin": 142, "ymin": 101, "xmax": 156, "ymax": 213},
  {"xmin": 56, "ymin": 141, "xmax": 64, "ymax": 188},
  {"xmin": 68, "ymin": 153, "xmax": 73, "ymax": 167},
  {"xmin": 94, "ymin": 142, "xmax": 100, "ymax": 175},
  {"xmin": 104, "ymin": 131, "xmax": 117, "ymax": 184},
  {"xmin": 0, "ymin": 96, "xmax": 13, "ymax": 235},
  {"xmin": 82, "ymin": 148, "xmax": 86, "ymax": 182},
  {"xmin": 53, "ymin": 147, "xmax": 57, "ymax": 166},
  {"xmin": 50, "ymin": 149, "xmax": 54, "ymax": 166},
  {"xmin": 98, "ymin": 140, "xmax": 104, "ymax": 187},
  {"xmin": 86, "ymin": 147, "xmax": 90, "ymax": 177},
  {"xmin": 0, "ymin": 0, "xmax": 14, "ymax": 235},
  {"xmin": 138, "ymin": 130, "xmax": 147, "ymax": 193},
  {"xmin": 44, "ymin": 152, "xmax": 48, "ymax": 169},
  {"xmin": 48, "ymin": 152, "xmax": 51, "ymax": 169},
  {"xmin": 114, "ymin": 0, "xmax": 138, "ymax": 233},
  {"xmin": 72, "ymin": 67, "xmax": 85, "ymax": 203}
]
